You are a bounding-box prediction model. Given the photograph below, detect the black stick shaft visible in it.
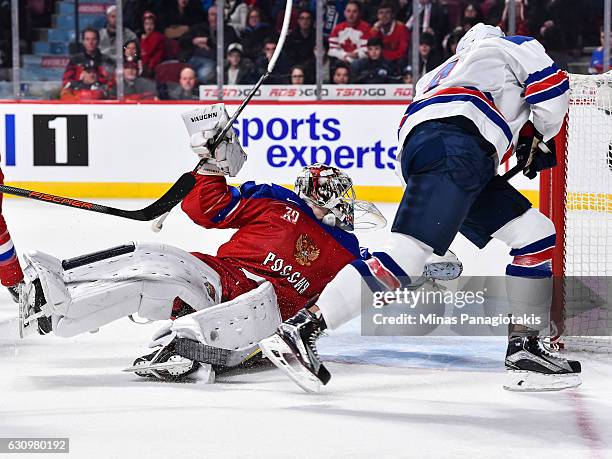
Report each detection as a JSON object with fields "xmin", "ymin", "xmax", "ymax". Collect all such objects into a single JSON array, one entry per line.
[
  {"xmin": 502, "ymin": 162, "xmax": 524, "ymax": 180},
  {"xmin": 0, "ymin": 172, "xmax": 195, "ymax": 221}
]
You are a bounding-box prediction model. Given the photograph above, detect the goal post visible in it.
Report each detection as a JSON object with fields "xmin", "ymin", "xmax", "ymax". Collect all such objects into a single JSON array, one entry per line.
[{"xmin": 539, "ymin": 73, "xmax": 612, "ymax": 352}]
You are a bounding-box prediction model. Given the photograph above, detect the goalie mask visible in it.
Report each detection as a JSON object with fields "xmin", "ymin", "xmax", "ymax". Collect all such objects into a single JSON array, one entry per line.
[{"xmin": 294, "ymin": 164, "xmax": 356, "ymax": 230}]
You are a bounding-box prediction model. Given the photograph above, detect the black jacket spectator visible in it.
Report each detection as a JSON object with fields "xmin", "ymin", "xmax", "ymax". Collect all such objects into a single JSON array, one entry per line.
[
  {"xmin": 240, "ymin": 8, "xmax": 274, "ymax": 60},
  {"xmin": 405, "ymin": 0, "xmax": 449, "ymax": 45},
  {"xmin": 159, "ymin": 0, "xmax": 205, "ymax": 36},
  {"xmin": 418, "ymin": 32, "xmax": 443, "ymax": 77},
  {"xmin": 178, "ymin": 6, "xmax": 239, "ymax": 62},
  {"xmin": 255, "ymin": 39, "xmax": 291, "ymax": 84},
  {"xmin": 351, "ymin": 38, "xmax": 394, "ymax": 84},
  {"xmin": 225, "ymin": 43, "xmax": 257, "ymax": 85},
  {"xmin": 286, "ymin": 10, "xmax": 316, "ymax": 69}
]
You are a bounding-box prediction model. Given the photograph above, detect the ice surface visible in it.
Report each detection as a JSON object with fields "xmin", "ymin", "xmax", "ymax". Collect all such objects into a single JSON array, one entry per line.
[{"xmin": 1, "ymin": 199, "xmax": 611, "ymax": 459}]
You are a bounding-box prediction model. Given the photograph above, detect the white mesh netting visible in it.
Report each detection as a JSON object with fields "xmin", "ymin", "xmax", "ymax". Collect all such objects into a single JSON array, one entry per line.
[{"xmin": 560, "ymin": 73, "xmax": 612, "ymax": 352}]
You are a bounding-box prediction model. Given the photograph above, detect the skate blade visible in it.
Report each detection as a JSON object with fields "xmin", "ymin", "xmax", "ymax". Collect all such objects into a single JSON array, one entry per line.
[
  {"xmin": 259, "ymin": 334, "xmax": 323, "ymax": 394},
  {"xmin": 503, "ymin": 370, "xmax": 582, "ymax": 392},
  {"xmin": 123, "ymin": 359, "xmax": 194, "ymax": 375}
]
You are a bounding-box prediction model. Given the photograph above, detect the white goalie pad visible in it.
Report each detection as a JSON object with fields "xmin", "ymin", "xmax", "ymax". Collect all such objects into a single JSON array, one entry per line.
[
  {"xmin": 23, "ymin": 242, "xmax": 222, "ymax": 337},
  {"xmin": 170, "ymin": 281, "xmax": 281, "ymax": 354}
]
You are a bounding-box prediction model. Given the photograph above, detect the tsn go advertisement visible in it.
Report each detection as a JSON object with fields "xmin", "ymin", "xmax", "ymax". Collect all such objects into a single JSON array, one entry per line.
[{"xmin": 0, "ymin": 102, "xmax": 540, "ymax": 195}]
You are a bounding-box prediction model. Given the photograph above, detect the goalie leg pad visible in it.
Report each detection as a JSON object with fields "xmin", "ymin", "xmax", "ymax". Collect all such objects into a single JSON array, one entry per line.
[
  {"xmin": 23, "ymin": 243, "xmax": 223, "ymax": 337},
  {"xmin": 171, "ymin": 281, "xmax": 281, "ymax": 358}
]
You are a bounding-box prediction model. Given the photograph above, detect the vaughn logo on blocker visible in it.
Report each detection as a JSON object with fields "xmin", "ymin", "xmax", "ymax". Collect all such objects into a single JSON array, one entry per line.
[{"xmin": 33, "ymin": 115, "xmax": 88, "ymax": 166}]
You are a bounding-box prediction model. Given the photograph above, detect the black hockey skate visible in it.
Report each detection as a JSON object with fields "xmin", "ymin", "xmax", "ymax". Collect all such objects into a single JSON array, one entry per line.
[
  {"xmin": 504, "ymin": 336, "xmax": 582, "ymax": 391},
  {"xmin": 124, "ymin": 337, "xmax": 205, "ymax": 382},
  {"xmin": 259, "ymin": 308, "xmax": 330, "ymax": 393},
  {"xmin": 7, "ymin": 282, "xmax": 22, "ymax": 303},
  {"xmin": 18, "ymin": 279, "xmax": 53, "ymax": 337}
]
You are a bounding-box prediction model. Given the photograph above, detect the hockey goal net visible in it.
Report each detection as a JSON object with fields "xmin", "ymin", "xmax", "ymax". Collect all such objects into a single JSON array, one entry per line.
[{"xmin": 540, "ymin": 72, "xmax": 612, "ymax": 353}]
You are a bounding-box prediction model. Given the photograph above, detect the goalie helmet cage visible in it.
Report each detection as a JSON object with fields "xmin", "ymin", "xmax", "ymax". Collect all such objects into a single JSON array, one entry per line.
[{"xmin": 540, "ymin": 73, "xmax": 612, "ymax": 353}]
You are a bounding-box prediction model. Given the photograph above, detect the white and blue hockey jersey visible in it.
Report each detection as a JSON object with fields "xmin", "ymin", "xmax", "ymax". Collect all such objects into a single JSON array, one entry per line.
[{"xmin": 397, "ymin": 36, "xmax": 570, "ymax": 164}]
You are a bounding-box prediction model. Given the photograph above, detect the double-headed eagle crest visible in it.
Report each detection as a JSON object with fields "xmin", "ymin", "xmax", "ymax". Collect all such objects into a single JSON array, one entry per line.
[{"xmin": 294, "ymin": 234, "xmax": 320, "ymax": 266}]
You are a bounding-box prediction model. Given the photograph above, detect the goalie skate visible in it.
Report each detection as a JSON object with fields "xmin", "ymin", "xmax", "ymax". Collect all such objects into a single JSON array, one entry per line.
[
  {"xmin": 18, "ymin": 280, "xmax": 52, "ymax": 338},
  {"xmin": 259, "ymin": 309, "xmax": 330, "ymax": 393},
  {"xmin": 504, "ymin": 336, "xmax": 582, "ymax": 392},
  {"xmin": 123, "ymin": 337, "xmax": 211, "ymax": 382}
]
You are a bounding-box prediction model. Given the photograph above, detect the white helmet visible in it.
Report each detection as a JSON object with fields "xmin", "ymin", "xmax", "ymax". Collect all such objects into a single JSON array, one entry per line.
[{"xmin": 456, "ymin": 23, "xmax": 505, "ymax": 54}]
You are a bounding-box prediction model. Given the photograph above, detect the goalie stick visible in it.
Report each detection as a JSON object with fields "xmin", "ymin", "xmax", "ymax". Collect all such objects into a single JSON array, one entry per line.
[
  {"xmin": 0, "ymin": 173, "xmax": 195, "ymax": 221},
  {"xmin": 0, "ymin": 0, "xmax": 294, "ymax": 223},
  {"xmin": 152, "ymin": 0, "xmax": 295, "ymax": 231}
]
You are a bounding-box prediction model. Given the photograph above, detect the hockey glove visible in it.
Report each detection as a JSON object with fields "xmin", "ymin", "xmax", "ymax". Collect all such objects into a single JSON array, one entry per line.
[
  {"xmin": 181, "ymin": 104, "xmax": 247, "ymax": 177},
  {"xmin": 515, "ymin": 121, "xmax": 557, "ymax": 180}
]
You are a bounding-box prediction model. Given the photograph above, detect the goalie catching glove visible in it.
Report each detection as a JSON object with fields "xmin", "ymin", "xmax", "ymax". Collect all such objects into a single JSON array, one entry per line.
[
  {"xmin": 181, "ymin": 103, "xmax": 247, "ymax": 177},
  {"xmin": 515, "ymin": 120, "xmax": 557, "ymax": 180}
]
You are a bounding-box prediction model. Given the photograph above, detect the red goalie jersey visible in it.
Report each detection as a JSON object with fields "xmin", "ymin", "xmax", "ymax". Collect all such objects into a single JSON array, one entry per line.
[{"xmin": 181, "ymin": 174, "xmax": 363, "ymax": 319}]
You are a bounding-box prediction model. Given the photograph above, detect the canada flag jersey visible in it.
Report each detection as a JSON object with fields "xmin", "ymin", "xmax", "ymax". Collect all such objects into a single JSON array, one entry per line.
[{"xmin": 181, "ymin": 174, "xmax": 362, "ymax": 319}]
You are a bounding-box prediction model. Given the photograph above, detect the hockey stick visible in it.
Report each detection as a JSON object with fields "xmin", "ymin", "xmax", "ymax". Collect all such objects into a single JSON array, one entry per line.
[
  {"xmin": 0, "ymin": 2, "xmax": 294, "ymax": 223},
  {"xmin": 0, "ymin": 173, "xmax": 195, "ymax": 221},
  {"xmin": 151, "ymin": 0, "xmax": 294, "ymax": 231},
  {"xmin": 502, "ymin": 162, "xmax": 523, "ymax": 180}
]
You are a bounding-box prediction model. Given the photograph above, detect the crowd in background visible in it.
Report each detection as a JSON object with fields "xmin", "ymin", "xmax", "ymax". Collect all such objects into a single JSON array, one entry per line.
[{"xmin": 0, "ymin": 0, "xmax": 607, "ymax": 100}]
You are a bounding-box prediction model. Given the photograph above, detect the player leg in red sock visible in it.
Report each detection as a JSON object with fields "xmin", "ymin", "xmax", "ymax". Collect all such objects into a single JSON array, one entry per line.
[{"xmin": 0, "ymin": 168, "xmax": 24, "ymax": 301}]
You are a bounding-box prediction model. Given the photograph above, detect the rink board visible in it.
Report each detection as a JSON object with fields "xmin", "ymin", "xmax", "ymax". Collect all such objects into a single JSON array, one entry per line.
[{"xmin": 0, "ymin": 100, "xmax": 539, "ymax": 203}]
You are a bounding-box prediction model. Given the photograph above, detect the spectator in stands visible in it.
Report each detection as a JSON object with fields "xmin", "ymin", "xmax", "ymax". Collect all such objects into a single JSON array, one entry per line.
[
  {"xmin": 461, "ymin": 2, "xmax": 482, "ymax": 32},
  {"xmin": 332, "ymin": 62, "xmax": 351, "ymax": 84},
  {"xmin": 122, "ymin": 60, "xmax": 158, "ymax": 100},
  {"xmin": 124, "ymin": 39, "xmax": 140, "ymax": 62},
  {"xmin": 99, "ymin": 5, "xmax": 138, "ymax": 62},
  {"xmin": 370, "ymin": 2, "xmax": 409, "ymax": 68},
  {"xmin": 123, "ymin": 0, "xmax": 149, "ymax": 32},
  {"xmin": 123, "ymin": 38, "xmax": 143, "ymax": 75},
  {"xmin": 498, "ymin": 0, "xmax": 529, "ymax": 36},
  {"xmin": 226, "ymin": 0, "xmax": 250, "ymax": 35},
  {"xmin": 225, "ymin": 43, "xmax": 257, "ymax": 85},
  {"xmin": 351, "ymin": 37, "xmax": 394, "ymax": 84},
  {"xmin": 443, "ymin": 27, "xmax": 464, "ymax": 58},
  {"xmin": 255, "ymin": 38, "xmax": 290, "ymax": 84},
  {"xmin": 140, "ymin": 11, "xmax": 166, "ymax": 78},
  {"xmin": 207, "ymin": 6, "xmax": 239, "ymax": 53},
  {"xmin": 63, "ymin": 27, "xmax": 114, "ymax": 90},
  {"xmin": 328, "ymin": 1, "xmax": 371, "ymax": 64},
  {"xmin": 60, "ymin": 65, "xmax": 109, "ymax": 101},
  {"xmin": 286, "ymin": 9, "xmax": 316, "ymax": 72},
  {"xmin": 168, "ymin": 66, "xmax": 199, "ymax": 99},
  {"xmin": 160, "ymin": 0, "xmax": 205, "ymax": 38},
  {"xmin": 400, "ymin": 64, "xmax": 413, "ymax": 85},
  {"xmin": 289, "ymin": 65, "xmax": 306, "ymax": 85},
  {"xmin": 539, "ymin": 20, "xmax": 571, "ymax": 71},
  {"xmin": 241, "ymin": 7, "xmax": 274, "ymax": 60},
  {"xmin": 417, "ymin": 31, "xmax": 443, "ymax": 78},
  {"xmin": 322, "ymin": 0, "xmax": 348, "ymax": 36},
  {"xmin": 405, "ymin": 0, "xmax": 449, "ymax": 46},
  {"xmin": 179, "ymin": 22, "xmax": 215, "ymax": 84},
  {"xmin": 590, "ymin": 27, "xmax": 612, "ymax": 74},
  {"xmin": 529, "ymin": 0, "xmax": 582, "ymax": 51}
]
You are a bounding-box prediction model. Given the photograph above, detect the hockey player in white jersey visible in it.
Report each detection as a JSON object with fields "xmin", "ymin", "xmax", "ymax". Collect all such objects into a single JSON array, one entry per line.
[{"xmin": 259, "ymin": 23, "xmax": 582, "ymax": 393}]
